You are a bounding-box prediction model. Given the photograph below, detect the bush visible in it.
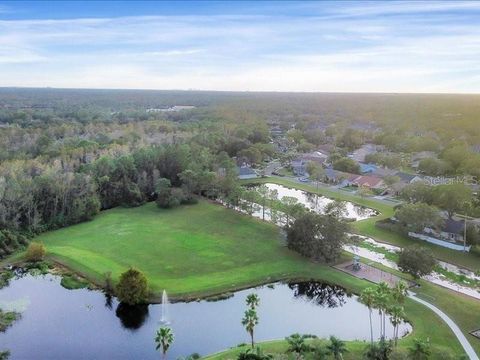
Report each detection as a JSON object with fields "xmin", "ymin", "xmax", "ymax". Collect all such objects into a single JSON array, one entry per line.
[
  {"xmin": 25, "ymin": 242, "xmax": 46, "ymax": 262},
  {"xmin": 116, "ymin": 267, "xmax": 149, "ymax": 305},
  {"xmin": 156, "ymin": 178, "xmax": 186, "ymax": 208},
  {"xmin": 60, "ymin": 275, "xmax": 89, "ymax": 290}
]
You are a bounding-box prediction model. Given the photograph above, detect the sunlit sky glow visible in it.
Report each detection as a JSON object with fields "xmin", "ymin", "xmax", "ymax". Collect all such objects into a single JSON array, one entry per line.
[{"xmin": 1, "ymin": 1, "xmax": 480, "ymax": 93}]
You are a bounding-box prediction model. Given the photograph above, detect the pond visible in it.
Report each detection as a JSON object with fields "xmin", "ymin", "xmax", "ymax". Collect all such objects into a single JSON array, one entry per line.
[
  {"xmin": 249, "ymin": 183, "xmax": 377, "ymax": 221},
  {"xmin": 0, "ymin": 274, "xmax": 410, "ymax": 359}
]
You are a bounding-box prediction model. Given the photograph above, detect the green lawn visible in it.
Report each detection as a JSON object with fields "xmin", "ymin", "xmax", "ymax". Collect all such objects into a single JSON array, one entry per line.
[
  {"xmin": 246, "ymin": 176, "xmax": 480, "ymax": 272},
  {"xmin": 33, "ymin": 200, "xmax": 366, "ymax": 300},
  {"xmin": 204, "ymin": 339, "xmax": 459, "ymax": 360}
]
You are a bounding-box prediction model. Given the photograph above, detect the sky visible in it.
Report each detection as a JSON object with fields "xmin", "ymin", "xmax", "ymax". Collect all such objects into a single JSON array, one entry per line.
[{"xmin": 0, "ymin": 1, "xmax": 479, "ymax": 93}]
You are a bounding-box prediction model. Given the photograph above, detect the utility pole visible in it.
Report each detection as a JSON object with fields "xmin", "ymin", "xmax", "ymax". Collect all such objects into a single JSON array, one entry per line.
[{"xmin": 464, "ymin": 214, "xmax": 467, "ymax": 252}]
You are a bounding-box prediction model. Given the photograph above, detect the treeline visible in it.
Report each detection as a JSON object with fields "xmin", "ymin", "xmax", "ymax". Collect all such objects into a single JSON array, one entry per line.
[{"xmin": 0, "ymin": 143, "xmax": 240, "ymax": 258}]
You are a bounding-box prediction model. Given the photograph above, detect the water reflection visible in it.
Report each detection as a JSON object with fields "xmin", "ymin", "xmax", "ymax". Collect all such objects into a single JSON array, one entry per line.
[
  {"xmin": 0, "ymin": 274, "xmax": 411, "ymax": 360},
  {"xmin": 288, "ymin": 281, "xmax": 347, "ymax": 308},
  {"xmin": 115, "ymin": 303, "xmax": 149, "ymax": 330},
  {"xmin": 247, "ymin": 183, "xmax": 377, "ymax": 221}
]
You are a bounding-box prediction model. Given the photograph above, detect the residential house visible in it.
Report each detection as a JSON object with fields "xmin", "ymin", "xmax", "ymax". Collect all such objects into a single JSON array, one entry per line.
[
  {"xmin": 411, "ymin": 151, "xmax": 437, "ymax": 169},
  {"xmin": 347, "ymin": 174, "xmax": 385, "ymax": 189},
  {"xmin": 301, "ymin": 151, "xmax": 328, "ymax": 165},
  {"xmin": 291, "ymin": 158, "xmax": 307, "ymax": 176},
  {"xmin": 371, "ymin": 167, "xmax": 398, "ymax": 178},
  {"xmin": 237, "ymin": 166, "xmax": 258, "ymax": 180},
  {"xmin": 349, "ymin": 143, "xmax": 378, "ymax": 163},
  {"xmin": 411, "ymin": 218, "xmax": 469, "ymax": 251},
  {"xmin": 290, "ymin": 151, "xmax": 328, "ymax": 177},
  {"xmin": 359, "ymin": 163, "xmax": 378, "ymax": 174},
  {"xmin": 395, "ymin": 172, "xmax": 424, "ymax": 184},
  {"xmin": 324, "ymin": 168, "xmax": 351, "ymax": 185}
]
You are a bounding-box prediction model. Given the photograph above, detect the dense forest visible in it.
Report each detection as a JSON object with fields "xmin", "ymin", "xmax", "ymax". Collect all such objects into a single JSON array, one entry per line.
[{"xmin": 1, "ymin": 88, "xmax": 479, "ymax": 257}]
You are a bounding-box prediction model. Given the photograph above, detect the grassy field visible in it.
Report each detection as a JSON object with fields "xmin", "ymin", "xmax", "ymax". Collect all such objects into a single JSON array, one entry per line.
[
  {"xmin": 32, "ymin": 200, "xmax": 368, "ymax": 300},
  {"xmin": 246, "ymin": 176, "xmax": 480, "ymax": 271}
]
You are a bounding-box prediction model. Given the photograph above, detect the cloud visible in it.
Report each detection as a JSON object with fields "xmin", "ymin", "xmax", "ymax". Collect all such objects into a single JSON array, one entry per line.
[{"xmin": 0, "ymin": 2, "xmax": 479, "ymax": 93}]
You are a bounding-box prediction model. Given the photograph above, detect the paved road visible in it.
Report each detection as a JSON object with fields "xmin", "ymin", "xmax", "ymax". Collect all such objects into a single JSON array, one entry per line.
[{"xmin": 408, "ymin": 292, "xmax": 479, "ymax": 360}]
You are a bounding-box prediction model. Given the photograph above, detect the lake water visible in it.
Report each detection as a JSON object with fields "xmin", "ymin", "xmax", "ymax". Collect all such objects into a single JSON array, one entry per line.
[
  {"xmin": 249, "ymin": 183, "xmax": 377, "ymax": 221},
  {"xmin": 0, "ymin": 274, "xmax": 410, "ymax": 359}
]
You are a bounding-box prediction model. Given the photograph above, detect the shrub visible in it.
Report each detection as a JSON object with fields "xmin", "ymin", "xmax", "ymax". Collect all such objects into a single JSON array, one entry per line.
[
  {"xmin": 25, "ymin": 242, "xmax": 46, "ymax": 262},
  {"xmin": 116, "ymin": 267, "xmax": 149, "ymax": 305}
]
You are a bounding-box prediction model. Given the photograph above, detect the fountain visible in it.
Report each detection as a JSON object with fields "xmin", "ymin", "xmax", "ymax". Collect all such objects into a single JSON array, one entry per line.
[{"xmin": 159, "ymin": 290, "xmax": 170, "ymax": 325}]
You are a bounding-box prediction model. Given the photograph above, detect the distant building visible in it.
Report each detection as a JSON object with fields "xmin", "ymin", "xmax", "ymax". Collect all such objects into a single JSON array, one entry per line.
[
  {"xmin": 371, "ymin": 167, "xmax": 398, "ymax": 178},
  {"xmin": 395, "ymin": 172, "xmax": 423, "ymax": 184},
  {"xmin": 411, "ymin": 151, "xmax": 437, "ymax": 169},
  {"xmin": 146, "ymin": 105, "xmax": 196, "ymax": 113},
  {"xmin": 291, "ymin": 158, "xmax": 307, "ymax": 176},
  {"xmin": 349, "ymin": 143, "xmax": 378, "ymax": 163},
  {"xmin": 237, "ymin": 166, "xmax": 258, "ymax": 180},
  {"xmin": 324, "ymin": 168, "xmax": 351, "ymax": 185},
  {"xmin": 347, "ymin": 174, "xmax": 384, "ymax": 189},
  {"xmin": 358, "ymin": 163, "xmax": 378, "ymax": 174},
  {"xmin": 290, "ymin": 151, "xmax": 328, "ymax": 177}
]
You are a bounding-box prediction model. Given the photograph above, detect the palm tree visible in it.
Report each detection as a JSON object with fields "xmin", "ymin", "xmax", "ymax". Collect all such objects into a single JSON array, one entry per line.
[
  {"xmin": 285, "ymin": 333, "xmax": 314, "ymax": 354},
  {"xmin": 375, "ymin": 282, "xmax": 391, "ymax": 339},
  {"xmin": 155, "ymin": 326, "xmax": 174, "ymax": 360},
  {"xmin": 237, "ymin": 347, "xmax": 273, "ymax": 360},
  {"xmin": 246, "ymin": 293, "xmax": 260, "ymax": 310},
  {"xmin": 242, "ymin": 308, "xmax": 259, "ymax": 349},
  {"xmin": 392, "ymin": 281, "xmax": 408, "ymax": 305},
  {"xmin": 408, "ymin": 338, "xmax": 431, "ymax": 360},
  {"xmin": 360, "ymin": 287, "xmax": 376, "ymax": 345},
  {"xmin": 388, "ymin": 305, "xmax": 405, "ymax": 346},
  {"xmin": 326, "ymin": 336, "xmax": 347, "ymax": 360}
]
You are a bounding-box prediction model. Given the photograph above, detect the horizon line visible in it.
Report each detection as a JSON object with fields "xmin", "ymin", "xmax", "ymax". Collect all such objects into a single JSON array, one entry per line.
[{"xmin": 1, "ymin": 86, "xmax": 479, "ymax": 96}]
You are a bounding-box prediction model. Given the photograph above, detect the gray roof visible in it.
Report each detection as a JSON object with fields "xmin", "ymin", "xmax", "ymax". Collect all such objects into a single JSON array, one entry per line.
[
  {"xmin": 444, "ymin": 218, "xmax": 464, "ymax": 235},
  {"xmin": 395, "ymin": 172, "xmax": 418, "ymax": 183},
  {"xmin": 238, "ymin": 166, "xmax": 256, "ymax": 176}
]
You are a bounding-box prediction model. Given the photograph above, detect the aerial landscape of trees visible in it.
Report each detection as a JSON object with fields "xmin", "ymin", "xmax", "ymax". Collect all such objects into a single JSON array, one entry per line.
[{"xmin": 0, "ymin": 88, "xmax": 479, "ymax": 359}]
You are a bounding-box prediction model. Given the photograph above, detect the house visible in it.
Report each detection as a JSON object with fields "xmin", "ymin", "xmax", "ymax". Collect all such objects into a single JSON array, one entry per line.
[
  {"xmin": 395, "ymin": 172, "xmax": 423, "ymax": 184},
  {"xmin": 411, "ymin": 151, "xmax": 437, "ymax": 169},
  {"xmin": 423, "ymin": 218, "xmax": 464, "ymax": 243},
  {"xmin": 349, "ymin": 143, "xmax": 378, "ymax": 163},
  {"xmin": 290, "ymin": 151, "xmax": 328, "ymax": 177},
  {"xmin": 237, "ymin": 166, "xmax": 258, "ymax": 180},
  {"xmin": 359, "ymin": 163, "xmax": 378, "ymax": 174},
  {"xmin": 291, "ymin": 158, "xmax": 307, "ymax": 176},
  {"xmin": 412, "ymin": 218, "xmax": 469, "ymax": 251},
  {"xmin": 317, "ymin": 144, "xmax": 335, "ymax": 156},
  {"xmin": 324, "ymin": 168, "xmax": 351, "ymax": 185},
  {"xmin": 347, "ymin": 174, "xmax": 385, "ymax": 189},
  {"xmin": 441, "ymin": 219, "xmax": 464, "ymax": 242},
  {"xmin": 371, "ymin": 167, "xmax": 398, "ymax": 178},
  {"xmin": 302, "ymin": 151, "xmax": 328, "ymax": 165}
]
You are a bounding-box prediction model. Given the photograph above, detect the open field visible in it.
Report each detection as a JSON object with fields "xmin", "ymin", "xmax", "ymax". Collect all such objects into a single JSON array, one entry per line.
[
  {"xmin": 245, "ymin": 176, "xmax": 480, "ymax": 271},
  {"xmin": 31, "ymin": 200, "xmax": 366, "ymax": 300}
]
